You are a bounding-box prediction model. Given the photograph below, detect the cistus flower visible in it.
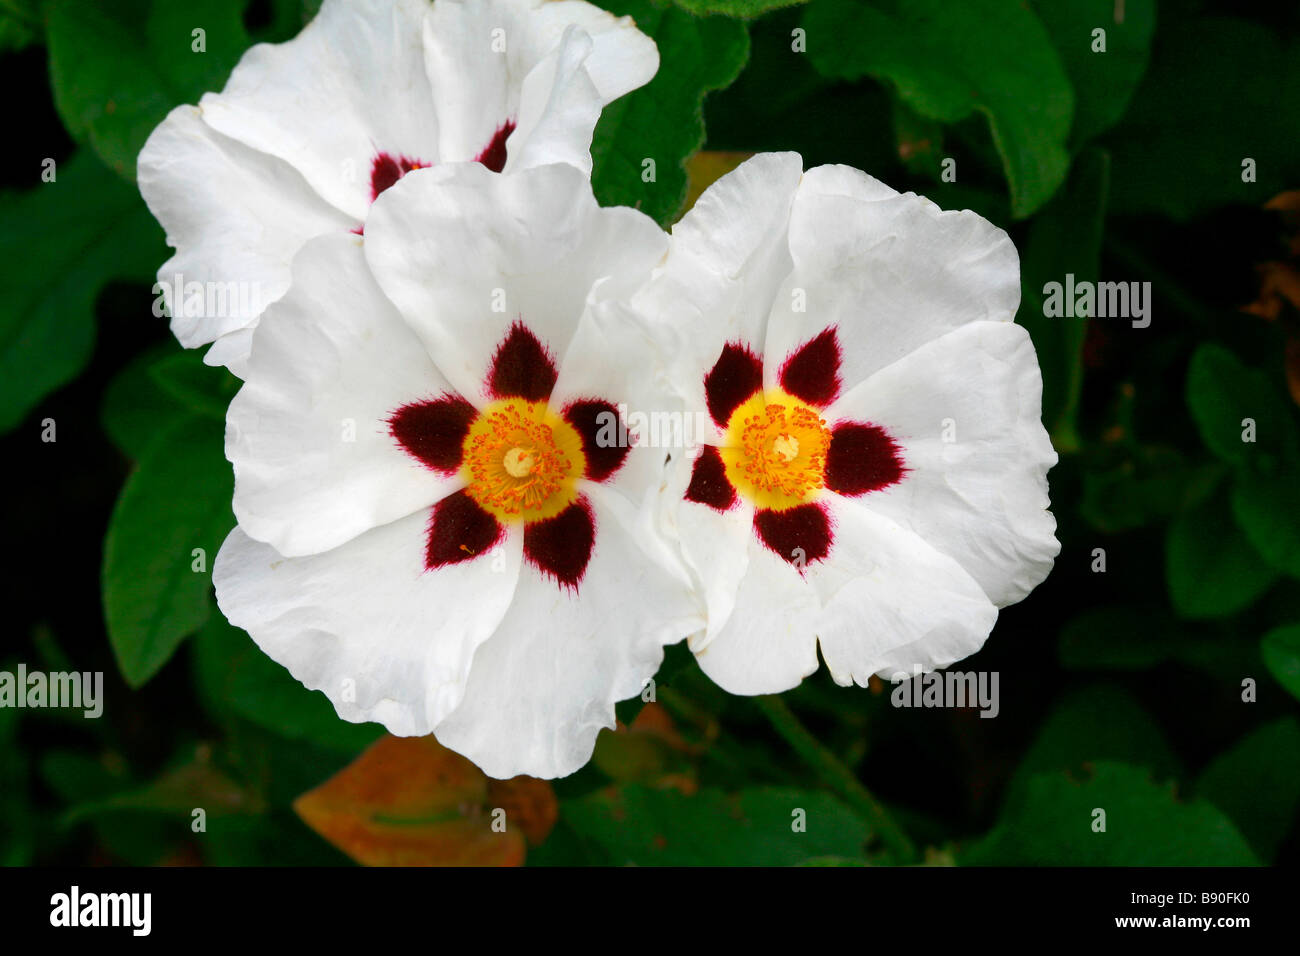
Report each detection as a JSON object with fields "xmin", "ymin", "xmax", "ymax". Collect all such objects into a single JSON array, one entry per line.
[
  {"xmin": 633, "ymin": 153, "xmax": 1059, "ymax": 695},
  {"xmin": 213, "ymin": 163, "xmax": 701, "ymax": 779},
  {"xmin": 138, "ymin": 0, "xmax": 657, "ymax": 375}
]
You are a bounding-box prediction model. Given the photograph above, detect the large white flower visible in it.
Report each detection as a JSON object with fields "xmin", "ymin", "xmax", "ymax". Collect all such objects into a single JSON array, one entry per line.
[
  {"xmin": 631, "ymin": 153, "xmax": 1059, "ymax": 695},
  {"xmin": 213, "ymin": 162, "xmax": 701, "ymax": 779},
  {"xmin": 138, "ymin": 0, "xmax": 657, "ymax": 375}
]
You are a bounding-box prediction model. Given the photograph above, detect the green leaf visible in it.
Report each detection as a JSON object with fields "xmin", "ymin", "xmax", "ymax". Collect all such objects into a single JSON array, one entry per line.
[
  {"xmin": 1186, "ymin": 344, "xmax": 1299, "ymax": 469},
  {"xmin": 1261, "ymin": 624, "xmax": 1300, "ymax": 702},
  {"xmin": 565, "ymin": 785, "xmax": 870, "ymax": 865},
  {"xmin": 1080, "ymin": 447, "xmax": 1224, "ymax": 533},
  {"xmin": 148, "ymin": 348, "xmax": 241, "ymax": 420},
  {"xmin": 590, "ymin": 0, "xmax": 749, "ymax": 226},
  {"xmin": 1016, "ymin": 147, "xmax": 1109, "ymax": 448},
  {"xmin": 1166, "ymin": 491, "xmax": 1278, "ymax": 619},
  {"xmin": 1108, "ymin": 18, "xmax": 1300, "ymax": 220},
  {"xmin": 0, "ymin": 708, "xmax": 32, "ymax": 866},
  {"xmin": 102, "ymin": 415, "xmax": 234, "ymax": 687},
  {"xmin": 802, "ymin": 0, "xmax": 1073, "ymax": 218},
  {"xmin": 101, "ymin": 345, "xmax": 192, "ymax": 460},
  {"xmin": 1196, "ymin": 717, "xmax": 1300, "ymax": 863},
  {"xmin": 0, "ymin": 0, "xmax": 40, "ymax": 52},
  {"xmin": 1059, "ymin": 606, "xmax": 1257, "ymax": 677},
  {"xmin": 1007, "ymin": 683, "xmax": 1180, "ymax": 809},
  {"xmin": 0, "ymin": 151, "xmax": 163, "ymax": 433},
  {"xmin": 46, "ymin": 0, "xmax": 251, "ymax": 180},
  {"xmin": 1033, "ymin": 0, "xmax": 1155, "ymax": 147},
  {"xmin": 193, "ymin": 616, "xmax": 382, "ymax": 753},
  {"xmin": 1232, "ymin": 469, "xmax": 1300, "ymax": 580},
  {"xmin": 670, "ymin": 0, "xmax": 805, "ymax": 15},
  {"xmin": 961, "ymin": 762, "xmax": 1259, "ymax": 866}
]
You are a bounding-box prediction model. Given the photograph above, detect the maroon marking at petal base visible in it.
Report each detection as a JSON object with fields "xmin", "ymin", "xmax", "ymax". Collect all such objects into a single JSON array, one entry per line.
[
  {"xmin": 388, "ymin": 394, "xmax": 478, "ymax": 474},
  {"xmin": 754, "ymin": 503, "xmax": 832, "ymax": 568},
  {"xmin": 523, "ymin": 498, "xmax": 596, "ymax": 590},
  {"xmin": 684, "ymin": 445, "xmax": 737, "ymax": 511},
  {"xmin": 487, "ymin": 320, "xmax": 558, "ymax": 402},
  {"xmin": 425, "ymin": 490, "xmax": 503, "ymax": 569},
  {"xmin": 370, "ymin": 151, "xmax": 428, "ymax": 202},
  {"xmin": 779, "ymin": 327, "xmax": 842, "ymax": 407},
  {"xmin": 564, "ymin": 399, "xmax": 630, "ymax": 482},
  {"xmin": 824, "ymin": 422, "xmax": 905, "ymax": 497},
  {"xmin": 475, "ymin": 119, "xmax": 516, "ymax": 174},
  {"xmin": 703, "ymin": 342, "xmax": 764, "ymax": 427}
]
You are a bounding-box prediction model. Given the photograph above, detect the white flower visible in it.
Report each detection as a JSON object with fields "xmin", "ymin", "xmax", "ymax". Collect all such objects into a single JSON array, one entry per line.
[
  {"xmin": 213, "ymin": 162, "xmax": 701, "ymax": 780},
  {"xmin": 631, "ymin": 153, "xmax": 1060, "ymax": 695},
  {"xmin": 138, "ymin": 0, "xmax": 657, "ymax": 376}
]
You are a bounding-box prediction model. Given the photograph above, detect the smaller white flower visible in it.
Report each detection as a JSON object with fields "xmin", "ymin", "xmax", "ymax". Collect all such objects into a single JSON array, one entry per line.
[
  {"xmin": 139, "ymin": 0, "xmax": 657, "ymax": 375},
  {"xmin": 214, "ymin": 162, "xmax": 700, "ymax": 779},
  {"xmin": 631, "ymin": 153, "xmax": 1060, "ymax": 695}
]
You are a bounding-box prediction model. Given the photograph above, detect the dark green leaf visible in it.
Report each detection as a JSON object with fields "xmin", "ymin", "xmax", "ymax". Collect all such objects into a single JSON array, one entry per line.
[
  {"xmin": 149, "ymin": 348, "xmax": 240, "ymax": 420},
  {"xmin": 1261, "ymin": 624, "xmax": 1300, "ymax": 703},
  {"xmin": 1033, "ymin": 0, "xmax": 1155, "ymax": 147},
  {"xmin": 1166, "ymin": 491, "xmax": 1278, "ymax": 619},
  {"xmin": 46, "ymin": 0, "xmax": 250, "ymax": 180},
  {"xmin": 102, "ymin": 415, "xmax": 234, "ymax": 687},
  {"xmin": 1196, "ymin": 717, "xmax": 1300, "ymax": 863},
  {"xmin": 1186, "ymin": 344, "xmax": 1298, "ymax": 469},
  {"xmin": 565, "ymin": 785, "xmax": 870, "ymax": 865},
  {"xmin": 1108, "ymin": 18, "xmax": 1300, "ymax": 219},
  {"xmin": 670, "ymin": 0, "xmax": 805, "ymax": 15},
  {"xmin": 590, "ymin": 0, "xmax": 750, "ymax": 226},
  {"xmin": 101, "ymin": 345, "xmax": 192, "ymax": 460},
  {"xmin": 1232, "ymin": 469, "xmax": 1300, "ymax": 580},
  {"xmin": 803, "ymin": 0, "xmax": 1073, "ymax": 217},
  {"xmin": 961, "ymin": 762, "xmax": 1258, "ymax": 866},
  {"xmin": 0, "ymin": 151, "xmax": 163, "ymax": 433}
]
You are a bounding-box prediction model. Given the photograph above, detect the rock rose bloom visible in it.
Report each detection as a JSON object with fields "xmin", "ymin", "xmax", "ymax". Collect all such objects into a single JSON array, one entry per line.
[
  {"xmin": 633, "ymin": 153, "xmax": 1059, "ymax": 695},
  {"xmin": 138, "ymin": 0, "xmax": 657, "ymax": 375},
  {"xmin": 213, "ymin": 163, "xmax": 700, "ymax": 779}
]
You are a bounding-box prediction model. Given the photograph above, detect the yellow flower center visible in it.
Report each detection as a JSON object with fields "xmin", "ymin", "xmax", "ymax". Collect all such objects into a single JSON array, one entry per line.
[
  {"xmin": 719, "ymin": 391, "xmax": 831, "ymax": 511},
  {"xmin": 461, "ymin": 398, "xmax": 585, "ymax": 523}
]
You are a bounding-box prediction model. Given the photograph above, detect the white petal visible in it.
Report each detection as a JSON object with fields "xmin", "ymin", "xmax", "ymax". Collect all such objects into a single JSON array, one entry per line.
[
  {"xmin": 434, "ymin": 483, "xmax": 702, "ymax": 778},
  {"xmin": 526, "ymin": 0, "xmax": 658, "ymax": 103},
  {"xmin": 199, "ymin": 0, "xmax": 440, "ymax": 221},
  {"xmin": 827, "ymin": 321, "xmax": 1059, "ymax": 606},
  {"xmin": 810, "ymin": 498, "xmax": 1000, "ymax": 686},
  {"xmin": 630, "ymin": 152, "xmax": 804, "ymax": 420},
  {"xmin": 763, "ymin": 164, "xmax": 1020, "ymax": 395},
  {"xmin": 424, "ymin": 0, "xmax": 656, "ymax": 172},
  {"xmin": 229, "ymin": 234, "xmax": 460, "ymax": 557},
  {"xmin": 138, "ymin": 106, "xmax": 351, "ymax": 351},
  {"xmin": 364, "ymin": 162, "xmax": 666, "ymax": 403},
  {"xmin": 214, "ymin": 517, "xmax": 523, "ymax": 737},
  {"xmin": 691, "ymin": 527, "xmax": 821, "ymax": 696}
]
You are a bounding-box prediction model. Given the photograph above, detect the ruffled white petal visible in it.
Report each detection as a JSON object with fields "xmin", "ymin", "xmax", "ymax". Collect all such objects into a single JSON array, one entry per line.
[
  {"xmin": 628, "ymin": 152, "xmax": 804, "ymax": 426},
  {"xmin": 828, "ymin": 321, "xmax": 1059, "ymax": 606},
  {"xmin": 229, "ymin": 234, "xmax": 460, "ymax": 557},
  {"xmin": 364, "ymin": 162, "xmax": 666, "ymax": 403},
  {"xmin": 763, "ymin": 164, "xmax": 1021, "ymax": 396},
  {"xmin": 810, "ymin": 498, "xmax": 1000, "ymax": 686},
  {"xmin": 213, "ymin": 517, "xmax": 523, "ymax": 738},
  {"xmin": 433, "ymin": 483, "xmax": 703, "ymax": 778},
  {"xmin": 198, "ymin": 0, "xmax": 440, "ymax": 221},
  {"xmin": 138, "ymin": 106, "xmax": 351, "ymax": 351}
]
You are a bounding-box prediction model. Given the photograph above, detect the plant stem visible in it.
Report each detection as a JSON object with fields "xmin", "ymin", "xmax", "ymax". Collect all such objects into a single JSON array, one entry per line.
[{"xmin": 753, "ymin": 694, "xmax": 916, "ymax": 863}]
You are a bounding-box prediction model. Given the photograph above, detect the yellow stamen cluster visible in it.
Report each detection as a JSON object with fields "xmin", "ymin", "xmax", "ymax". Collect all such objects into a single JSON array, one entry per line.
[
  {"xmin": 462, "ymin": 399, "xmax": 585, "ymax": 522},
  {"xmin": 720, "ymin": 391, "xmax": 831, "ymax": 511}
]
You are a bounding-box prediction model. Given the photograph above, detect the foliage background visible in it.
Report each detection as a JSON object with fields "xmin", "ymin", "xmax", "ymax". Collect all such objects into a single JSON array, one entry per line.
[{"xmin": 2, "ymin": 0, "xmax": 1299, "ymax": 866}]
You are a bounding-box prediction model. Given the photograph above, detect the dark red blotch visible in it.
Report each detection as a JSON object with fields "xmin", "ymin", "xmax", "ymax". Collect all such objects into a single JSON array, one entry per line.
[
  {"xmin": 754, "ymin": 503, "xmax": 832, "ymax": 568},
  {"xmin": 389, "ymin": 394, "xmax": 477, "ymax": 474},
  {"xmin": 425, "ymin": 491, "xmax": 503, "ymax": 569},
  {"xmin": 523, "ymin": 498, "xmax": 596, "ymax": 590},
  {"xmin": 779, "ymin": 328, "xmax": 842, "ymax": 407},
  {"xmin": 703, "ymin": 342, "xmax": 764, "ymax": 427}
]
